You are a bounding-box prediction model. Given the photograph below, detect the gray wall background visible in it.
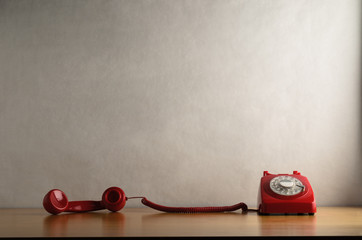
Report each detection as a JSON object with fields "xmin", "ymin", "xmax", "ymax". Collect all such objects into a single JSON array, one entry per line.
[{"xmin": 0, "ymin": 0, "xmax": 361, "ymax": 208}]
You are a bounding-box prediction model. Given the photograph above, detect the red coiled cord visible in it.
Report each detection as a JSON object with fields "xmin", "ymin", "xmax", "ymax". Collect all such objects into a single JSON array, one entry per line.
[{"xmin": 127, "ymin": 197, "xmax": 248, "ymax": 213}]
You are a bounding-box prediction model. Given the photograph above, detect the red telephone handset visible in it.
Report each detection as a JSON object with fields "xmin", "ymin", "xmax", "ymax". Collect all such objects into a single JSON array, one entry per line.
[
  {"xmin": 43, "ymin": 171, "xmax": 316, "ymax": 215},
  {"xmin": 43, "ymin": 187, "xmax": 126, "ymax": 214},
  {"xmin": 257, "ymin": 171, "xmax": 316, "ymax": 215}
]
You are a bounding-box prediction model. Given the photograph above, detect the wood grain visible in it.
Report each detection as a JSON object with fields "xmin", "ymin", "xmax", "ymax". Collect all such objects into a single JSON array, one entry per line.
[{"xmin": 0, "ymin": 207, "xmax": 361, "ymax": 237}]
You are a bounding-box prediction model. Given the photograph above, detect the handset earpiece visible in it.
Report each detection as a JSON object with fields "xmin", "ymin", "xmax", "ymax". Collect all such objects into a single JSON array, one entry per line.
[
  {"xmin": 43, "ymin": 187, "xmax": 127, "ymax": 215},
  {"xmin": 102, "ymin": 186, "xmax": 126, "ymax": 212}
]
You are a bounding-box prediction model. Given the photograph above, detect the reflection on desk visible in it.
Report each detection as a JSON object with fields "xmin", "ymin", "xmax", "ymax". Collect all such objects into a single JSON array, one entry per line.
[
  {"xmin": 43, "ymin": 211, "xmax": 125, "ymax": 237},
  {"xmin": 0, "ymin": 207, "xmax": 361, "ymax": 237},
  {"xmin": 258, "ymin": 214, "xmax": 316, "ymax": 236}
]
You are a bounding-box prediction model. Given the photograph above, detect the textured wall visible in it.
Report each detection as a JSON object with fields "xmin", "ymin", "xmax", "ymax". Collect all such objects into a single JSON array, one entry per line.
[{"xmin": 0, "ymin": 0, "xmax": 361, "ymax": 208}]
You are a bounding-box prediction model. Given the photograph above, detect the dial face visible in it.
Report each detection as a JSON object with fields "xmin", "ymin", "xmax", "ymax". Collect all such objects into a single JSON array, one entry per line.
[{"xmin": 269, "ymin": 175, "xmax": 305, "ymax": 196}]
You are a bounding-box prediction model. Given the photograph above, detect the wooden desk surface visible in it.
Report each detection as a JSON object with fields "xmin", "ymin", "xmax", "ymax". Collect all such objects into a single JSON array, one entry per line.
[{"xmin": 0, "ymin": 207, "xmax": 361, "ymax": 237}]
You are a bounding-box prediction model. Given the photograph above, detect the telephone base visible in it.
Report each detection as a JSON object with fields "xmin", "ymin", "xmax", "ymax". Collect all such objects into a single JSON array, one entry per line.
[{"xmin": 257, "ymin": 171, "xmax": 317, "ymax": 216}]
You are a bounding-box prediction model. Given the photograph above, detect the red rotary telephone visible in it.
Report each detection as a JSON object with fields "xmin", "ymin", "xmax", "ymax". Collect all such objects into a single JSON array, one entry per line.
[
  {"xmin": 258, "ymin": 171, "xmax": 316, "ymax": 215},
  {"xmin": 43, "ymin": 171, "xmax": 316, "ymax": 215}
]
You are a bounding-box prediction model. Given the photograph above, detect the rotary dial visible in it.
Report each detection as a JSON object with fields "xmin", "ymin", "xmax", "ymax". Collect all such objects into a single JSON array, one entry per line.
[{"xmin": 269, "ymin": 175, "xmax": 305, "ymax": 196}]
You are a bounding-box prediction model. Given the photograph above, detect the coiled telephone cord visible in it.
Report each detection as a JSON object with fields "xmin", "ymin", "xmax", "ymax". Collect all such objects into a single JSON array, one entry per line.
[{"xmin": 127, "ymin": 196, "xmax": 255, "ymax": 213}]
